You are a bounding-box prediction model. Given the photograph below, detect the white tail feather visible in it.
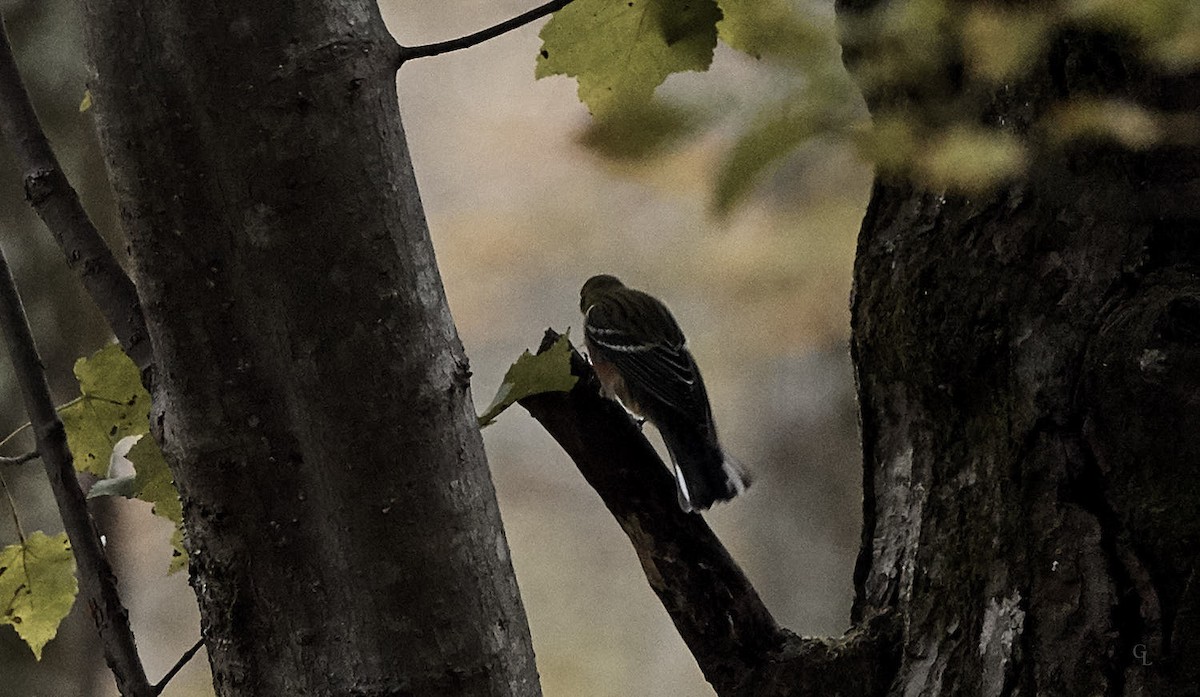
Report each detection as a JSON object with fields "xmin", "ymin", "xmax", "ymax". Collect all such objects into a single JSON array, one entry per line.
[
  {"xmin": 722, "ymin": 455, "xmax": 751, "ymax": 496},
  {"xmin": 673, "ymin": 462, "xmax": 694, "ymax": 512}
]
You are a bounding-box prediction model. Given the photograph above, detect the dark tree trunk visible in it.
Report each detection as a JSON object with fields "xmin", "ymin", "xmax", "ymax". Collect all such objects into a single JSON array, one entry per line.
[
  {"xmin": 838, "ymin": 1, "xmax": 1200, "ymax": 695},
  {"xmin": 76, "ymin": 3, "xmax": 540, "ymax": 695}
]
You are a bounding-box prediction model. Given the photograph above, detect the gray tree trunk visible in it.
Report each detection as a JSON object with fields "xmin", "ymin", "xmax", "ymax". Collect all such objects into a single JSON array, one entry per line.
[
  {"xmin": 76, "ymin": 3, "xmax": 540, "ymax": 695},
  {"xmin": 838, "ymin": 1, "xmax": 1200, "ymax": 695}
]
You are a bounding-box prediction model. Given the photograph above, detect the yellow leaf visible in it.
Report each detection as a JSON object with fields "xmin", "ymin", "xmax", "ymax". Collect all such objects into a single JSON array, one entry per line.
[
  {"xmin": 0, "ymin": 532, "xmax": 78, "ymax": 660},
  {"xmin": 59, "ymin": 344, "xmax": 151, "ymax": 476}
]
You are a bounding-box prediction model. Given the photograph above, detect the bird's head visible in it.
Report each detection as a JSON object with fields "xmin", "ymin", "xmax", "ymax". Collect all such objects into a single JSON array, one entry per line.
[{"xmin": 579, "ymin": 274, "xmax": 625, "ymax": 313}]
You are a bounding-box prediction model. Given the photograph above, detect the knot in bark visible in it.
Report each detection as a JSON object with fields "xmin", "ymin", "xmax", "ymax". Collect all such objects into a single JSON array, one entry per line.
[{"xmin": 23, "ymin": 168, "xmax": 58, "ymax": 207}]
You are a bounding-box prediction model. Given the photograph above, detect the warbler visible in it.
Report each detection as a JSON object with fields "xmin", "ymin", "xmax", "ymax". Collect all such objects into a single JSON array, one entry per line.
[{"xmin": 579, "ymin": 274, "xmax": 750, "ymax": 512}]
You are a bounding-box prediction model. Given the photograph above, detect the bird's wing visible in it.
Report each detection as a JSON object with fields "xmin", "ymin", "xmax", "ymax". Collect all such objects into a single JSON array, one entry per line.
[{"xmin": 584, "ymin": 299, "xmax": 706, "ymax": 418}]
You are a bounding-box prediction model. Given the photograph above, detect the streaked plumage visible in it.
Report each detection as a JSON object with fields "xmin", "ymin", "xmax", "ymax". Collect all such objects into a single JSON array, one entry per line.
[{"xmin": 579, "ymin": 275, "xmax": 749, "ymax": 512}]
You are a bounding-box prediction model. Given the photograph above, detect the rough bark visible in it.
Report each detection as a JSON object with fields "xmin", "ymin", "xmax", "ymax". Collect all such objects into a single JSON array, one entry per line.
[
  {"xmin": 837, "ymin": 1, "xmax": 1200, "ymax": 695},
  {"xmin": 77, "ymin": 3, "xmax": 539, "ymax": 695}
]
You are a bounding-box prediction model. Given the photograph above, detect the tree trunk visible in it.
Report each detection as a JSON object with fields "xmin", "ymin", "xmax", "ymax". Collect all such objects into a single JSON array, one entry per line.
[
  {"xmin": 838, "ymin": 1, "xmax": 1200, "ymax": 695},
  {"xmin": 77, "ymin": 3, "xmax": 540, "ymax": 695}
]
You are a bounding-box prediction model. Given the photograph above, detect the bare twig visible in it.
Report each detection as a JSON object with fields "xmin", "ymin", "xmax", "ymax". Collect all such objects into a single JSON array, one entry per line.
[
  {"xmin": 1, "ymin": 468, "xmax": 27, "ymax": 543},
  {"xmin": 153, "ymin": 637, "xmax": 205, "ymax": 696},
  {"xmin": 0, "ymin": 243, "xmax": 153, "ymax": 697},
  {"xmin": 0, "ymin": 421, "xmax": 31, "ymax": 450},
  {"xmin": 396, "ymin": 0, "xmax": 574, "ymax": 65},
  {"xmin": 0, "ymin": 16, "xmax": 152, "ymax": 375},
  {"xmin": 0, "ymin": 449, "xmax": 38, "ymax": 466}
]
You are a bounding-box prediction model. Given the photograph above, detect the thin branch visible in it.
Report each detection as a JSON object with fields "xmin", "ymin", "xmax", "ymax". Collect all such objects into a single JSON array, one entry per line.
[
  {"xmin": 1, "ymin": 468, "xmax": 27, "ymax": 543},
  {"xmin": 0, "ymin": 421, "xmax": 31, "ymax": 450},
  {"xmin": 0, "ymin": 16, "xmax": 153, "ymax": 375},
  {"xmin": 152, "ymin": 637, "xmax": 205, "ymax": 696},
  {"xmin": 0, "ymin": 242, "xmax": 153, "ymax": 697},
  {"xmin": 0, "ymin": 449, "xmax": 38, "ymax": 466},
  {"xmin": 396, "ymin": 0, "xmax": 574, "ymax": 65}
]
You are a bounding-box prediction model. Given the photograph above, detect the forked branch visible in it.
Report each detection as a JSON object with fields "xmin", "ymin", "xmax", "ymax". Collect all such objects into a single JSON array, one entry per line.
[{"xmin": 519, "ymin": 329, "xmax": 900, "ymax": 696}]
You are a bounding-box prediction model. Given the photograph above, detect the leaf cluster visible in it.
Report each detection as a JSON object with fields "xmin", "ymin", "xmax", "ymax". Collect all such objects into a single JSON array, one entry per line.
[
  {"xmin": 537, "ymin": 0, "xmax": 1200, "ymax": 203},
  {"xmin": 2, "ymin": 344, "xmax": 184, "ymax": 659},
  {"xmin": 536, "ymin": 0, "xmax": 867, "ymax": 212},
  {"xmin": 69, "ymin": 345, "xmax": 185, "ymax": 574}
]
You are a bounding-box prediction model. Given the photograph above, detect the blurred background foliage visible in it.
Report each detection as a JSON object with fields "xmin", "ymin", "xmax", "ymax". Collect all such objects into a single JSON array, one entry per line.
[
  {"xmin": 558, "ymin": 0, "xmax": 1199, "ymax": 204},
  {"xmin": 1, "ymin": 0, "xmax": 1194, "ymax": 694}
]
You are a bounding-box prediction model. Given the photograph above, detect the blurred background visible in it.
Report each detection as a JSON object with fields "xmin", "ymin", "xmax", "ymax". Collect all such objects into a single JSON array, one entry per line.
[{"xmin": 0, "ymin": 0, "xmax": 871, "ymax": 694}]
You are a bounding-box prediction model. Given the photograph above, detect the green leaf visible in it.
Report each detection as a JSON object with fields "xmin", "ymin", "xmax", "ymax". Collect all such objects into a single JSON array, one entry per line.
[
  {"xmin": 59, "ymin": 344, "xmax": 151, "ymax": 476},
  {"xmin": 128, "ymin": 436, "xmax": 183, "ymax": 527},
  {"xmin": 79, "ymin": 89, "xmax": 92, "ymax": 113},
  {"xmin": 961, "ymin": 6, "xmax": 1051, "ymax": 82},
  {"xmin": 478, "ymin": 333, "xmax": 578, "ymax": 427},
  {"xmin": 1067, "ymin": 0, "xmax": 1196, "ymax": 52},
  {"xmin": 714, "ymin": 96, "xmax": 827, "ymax": 214},
  {"xmin": 578, "ymin": 99, "xmax": 702, "ymax": 160},
  {"xmin": 88, "ymin": 435, "xmax": 187, "ymax": 574},
  {"xmin": 917, "ymin": 126, "xmax": 1028, "ymax": 192},
  {"xmin": 854, "ymin": 112, "xmax": 919, "ymax": 174},
  {"xmin": 716, "ymin": 0, "xmax": 830, "ymax": 66},
  {"xmin": 0, "ymin": 531, "xmax": 78, "ymax": 660},
  {"xmin": 1047, "ymin": 99, "xmax": 1161, "ymax": 150},
  {"xmin": 57, "ymin": 344, "xmax": 185, "ymax": 573},
  {"xmin": 536, "ymin": 0, "xmax": 722, "ymax": 117}
]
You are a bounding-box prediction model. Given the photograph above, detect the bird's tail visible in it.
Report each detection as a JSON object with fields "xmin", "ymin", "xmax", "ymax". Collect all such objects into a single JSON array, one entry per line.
[{"xmin": 659, "ymin": 421, "xmax": 751, "ymax": 512}]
